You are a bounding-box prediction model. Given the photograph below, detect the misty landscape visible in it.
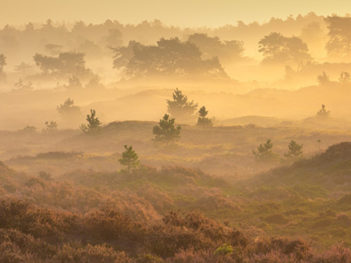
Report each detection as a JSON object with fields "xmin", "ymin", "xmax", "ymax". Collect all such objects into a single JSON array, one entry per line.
[{"xmin": 2, "ymin": 1, "xmax": 351, "ymax": 262}]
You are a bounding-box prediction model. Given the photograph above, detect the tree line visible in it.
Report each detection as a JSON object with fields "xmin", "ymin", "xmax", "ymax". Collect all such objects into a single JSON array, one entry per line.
[{"xmin": 2, "ymin": 15, "xmax": 351, "ymax": 83}]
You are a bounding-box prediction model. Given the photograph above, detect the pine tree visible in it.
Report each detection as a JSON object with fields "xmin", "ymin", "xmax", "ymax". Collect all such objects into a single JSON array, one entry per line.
[
  {"xmin": 197, "ymin": 106, "xmax": 213, "ymax": 127},
  {"xmin": 167, "ymin": 88, "xmax": 197, "ymax": 123},
  {"xmin": 253, "ymin": 139, "xmax": 276, "ymax": 161},
  {"xmin": 285, "ymin": 140, "xmax": 303, "ymax": 159},
  {"xmin": 153, "ymin": 114, "xmax": 181, "ymax": 143},
  {"xmin": 80, "ymin": 109, "xmax": 102, "ymax": 134},
  {"xmin": 57, "ymin": 98, "xmax": 81, "ymax": 119},
  {"xmin": 119, "ymin": 145, "xmax": 139, "ymax": 172}
]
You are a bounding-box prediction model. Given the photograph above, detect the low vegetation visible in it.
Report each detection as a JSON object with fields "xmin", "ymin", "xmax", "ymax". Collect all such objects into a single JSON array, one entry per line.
[
  {"xmin": 1, "ymin": 142, "xmax": 351, "ymax": 261},
  {"xmin": 153, "ymin": 114, "xmax": 181, "ymax": 143}
]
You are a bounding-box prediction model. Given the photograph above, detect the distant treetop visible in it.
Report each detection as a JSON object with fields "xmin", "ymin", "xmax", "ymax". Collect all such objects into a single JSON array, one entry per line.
[
  {"xmin": 167, "ymin": 88, "xmax": 198, "ymax": 123},
  {"xmin": 259, "ymin": 32, "xmax": 312, "ymax": 68},
  {"xmin": 326, "ymin": 16, "xmax": 351, "ymax": 59},
  {"xmin": 33, "ymin": 52, "xmax": 92, "ymax": 79},
  {"xmin": 187, "ymin": 33, "xmax": 244, "ymax": 63},
  {"xmin": 112, "ymin": 38, "xmax": 228, "ymax": 80}
]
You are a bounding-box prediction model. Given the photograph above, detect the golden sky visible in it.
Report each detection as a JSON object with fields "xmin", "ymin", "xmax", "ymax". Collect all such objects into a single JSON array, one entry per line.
[{"xmin": 1, "ymin": 0, "xmax": 350, "ymax": 27}]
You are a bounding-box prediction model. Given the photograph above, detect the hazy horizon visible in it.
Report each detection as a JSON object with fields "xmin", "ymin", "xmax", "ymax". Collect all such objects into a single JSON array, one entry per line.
[{"xmin": 1, "ymin": 0, "xmax": 351, "ymax": 27}]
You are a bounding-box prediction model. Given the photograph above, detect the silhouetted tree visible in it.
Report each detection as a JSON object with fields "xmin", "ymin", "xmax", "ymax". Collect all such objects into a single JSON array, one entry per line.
[
  {"xmin": 253, "ymin": 139, "xmax": 276, "ymax": 161},
  {"xmin": 80, "ymin": 109, "xmax": 102, "ymax": 134},
  {"xmin": 112, "ymin": 38, "xmax": 228, "ymax": 79},
  {"xmin": 119, "ymin": 145, "xmax": 139, "ymax": 172},
  {"xmin": 153, "ymin": 114, "xmax": 181, "ymax": 143},
  {"xmin": 34, "ymin": 52, "xmax": 91, "ymax": 78},
  {"xmin": 285, "ymin": 140, "xmax": 303, "ymax": 159},
  {"xmin": 325, "ymin": 16, "xmax": 351, "ymax": 59},
  {"xmin": 258, "ymin": 32, "xmax": 312, "ymax": 68},
  {"xmin": 316, "ymin": 104, "xmax": 330, "ymax": 118},
  {"xmin": 57, "ymin": 98, "xmax": 81, "ymax": 118},
  {"xmin": 112, "ymin": 40, "xmax": 139, "ymax": 69},
  {"xmin": 188, "ymin": 33, "xmax": 244, "ymax": 63},
  {"xmin": 197, "ymin": 106, "xmax": 213, "ymax": 127},
  {"xmin": 167, "ymin": 88, "xmax": 198, "ymax": 123},
  {"xmin": 34, "ymin": 53, "xmax": 61, "ymax": 74}
]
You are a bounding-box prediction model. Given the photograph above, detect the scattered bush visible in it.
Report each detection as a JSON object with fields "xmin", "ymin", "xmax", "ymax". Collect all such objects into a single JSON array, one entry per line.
[
  {"xmin": 119, "ymin": 145, "xmax": 140, "ymax": 172},
  {"xmin": 167, "ymin": 88, "xmax": 198, "ymax": 123},
  {"xmin": 197, "ymin": 106, "xmax": 213, "ymax": 127},
  {"xmin": 285, "ymin": 140, "xmax": 303, "ymax": 159},
  {"xmin": 153, "ymin": 114, "xmax": 181, "ymax": 143},
  {"xmin": 80, "ymin": 109, "xmax": 102, "ymax": 134},
  {"xmin": 253, "ymin": 139, "xmax": 277, "ymax": 161}
]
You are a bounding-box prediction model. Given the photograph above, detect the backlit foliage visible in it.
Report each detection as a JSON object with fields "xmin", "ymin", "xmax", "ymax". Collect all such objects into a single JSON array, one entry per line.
[
  {"xmin": 167, "ymin": 88, "xmax": 198, "ymax": 123},
  {"xmin": 80, "ymin": 109, "xmax": 102, "ymax": 134},
  {"xmin": 153, "ymin": 114, "xmax": 181, "ymax": 143},
  {"xmin": 119, "ymin": 145, "xmax": 140, "ymax": 172}
]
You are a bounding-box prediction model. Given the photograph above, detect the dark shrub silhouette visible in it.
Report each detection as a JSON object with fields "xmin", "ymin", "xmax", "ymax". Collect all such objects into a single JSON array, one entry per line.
[{"xmin": 153, "ymin": 114, "xmax": 181, "ymax": 143}]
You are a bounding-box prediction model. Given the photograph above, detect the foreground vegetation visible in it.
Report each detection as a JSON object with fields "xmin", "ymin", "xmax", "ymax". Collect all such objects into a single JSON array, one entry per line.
[
  {"xmin": 1, "ymin": 141, "xmax": 351, "ymax": 261},
  {"xmin": 1, "ymin": 198, "xmax": 350, "ymax": 263}
]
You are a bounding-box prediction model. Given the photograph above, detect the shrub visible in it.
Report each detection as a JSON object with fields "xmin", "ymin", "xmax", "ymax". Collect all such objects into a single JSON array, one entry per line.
[
  {"xmin": 253, "ymin": 139, "xmax": 277, "ymax": 161},
  {"xmin": 119, "ymin": 145, "xmax": 140, "ymax": 172},
  {"xmin": 214, "ymin": 243, "xmax": 234, "ymax": 256},
  {"xmin": 197, "ymin": 106, "xmax": 213, "ymax": 127},
  {"xmin": 57, "ymin": 98, "xmax": 81, "ymax": 118},
  {"xmin": 80, "ymin": 109, "xmax": 102, "ymax": 134},
  {"xmin": 285, "ymin": 140, "xmax": 303, "ymax": 159},
  {"xmin": 153, "ymin": 114, "xmax": 181, "ymax": 143},
  {"xmin": 167, "ymin": 88, "xmax": 198, "ymax": 123}
]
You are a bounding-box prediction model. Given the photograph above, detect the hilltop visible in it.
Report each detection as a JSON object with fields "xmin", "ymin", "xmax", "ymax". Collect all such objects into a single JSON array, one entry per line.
[{"xmin": 256, "ymin": 142, "xmax": 351, "ymax": 189}]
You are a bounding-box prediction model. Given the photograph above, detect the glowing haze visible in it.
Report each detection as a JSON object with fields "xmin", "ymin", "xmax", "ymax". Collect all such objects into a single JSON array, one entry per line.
[{"xmin": 0, "ymin": 0, "xmax": 350, "ymax": 27}]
